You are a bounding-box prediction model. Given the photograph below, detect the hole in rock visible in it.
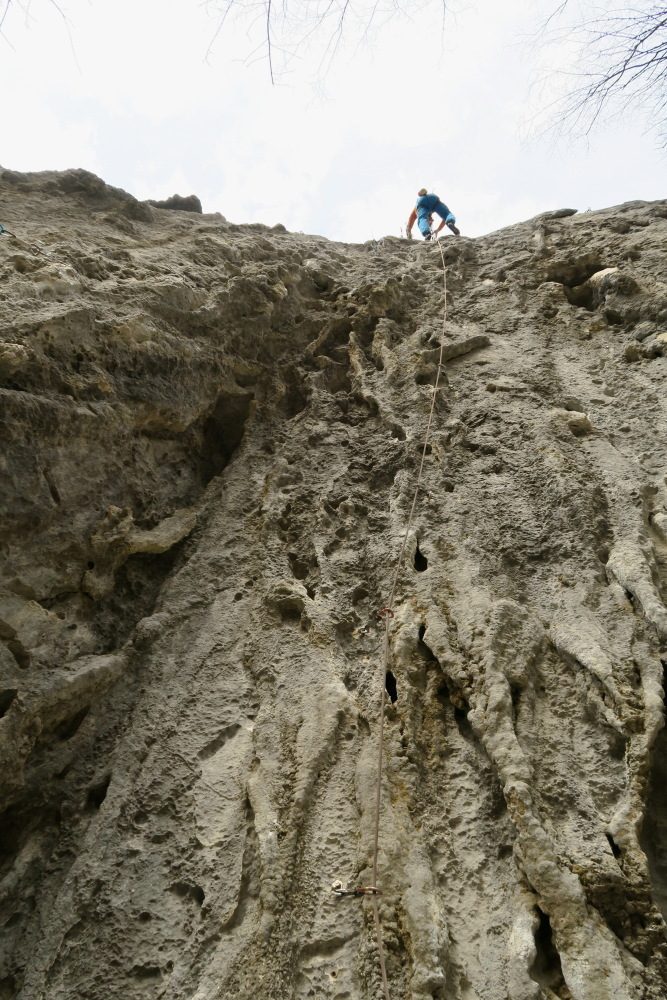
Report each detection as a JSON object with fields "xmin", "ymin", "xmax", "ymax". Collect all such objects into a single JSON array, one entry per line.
[
  {"xmin": 138, "ymin": 911, "xmax": 152, "ymax": 922},
  {"xmin": 0, "ymin": 690, "xmax": 17, "ymax": 719},
  {"xmin": 450, "ymin": 696, "xmax": 480, "ymax": 745},
  {"xmin": 95, "ymin": 546, "xmax": 182, "ymax": 652},
  {"xmin": 86, "ymin": 774, "xmax": 111, "ymax": 811},
  {"xmin": 414, "ymin": 544, "xmax": 428, "ymax": 572},
  {"xmin": 530, "ymin": 907, "xmax": 568, "ymax": 998},
  {"xmin": 0, "ymin": 976, "xmax": 17, "ymax": 1000},
  {"xmin": 170, "ymin": 882, "xmax": 205, "ymax": 906},
  {"xmin": 6, "ymin": 641, "xmax": 30, "ymax": 670},
  {"xmin": 199, "ymin": 390, "xmax": 254, "ymax": 484},
  {"xmin": 546, "ymin": 259, "xmax": 606, "ymax": 288},
  {"xmin": 385, "ymin": 671, "xmax": 398, "ymax": 704},
  {"xmin": 607, "ymin": 729, "xmax": 627, "ymax": 761},
  {"xmin": 417, "ymin": 626, "xmax": 437, "ymax": 663},
  {"xmin": 0, "ymin": 806, "xmax": 61, "ymax": 876},
  {"xmin": 606, "ymin": 833, "xmax": 622, "ymax": 859},
  {"xmin": 198, "ymin": 724, "xmax": 241, "ymax": 760},
  {"xmin": 640, "ymin": 667, "xmax": 667, "ymax": 922},
  {"xmin": 279, "ymin": 603, "xmax": 303, "ymax": 623},
  {"xmin": 545, "ymin": 258, "xmax": 608, "ymax": 311},
  {"xmin": 352, "ymin": 587, "xmax": 368, "ymax": 605},
  {"xmin": 288, "ymin": 553, "xmax": 311, "ymax": 581},
  {"xmin": 281, "ymin": 367, "xmax": 309, "ymax": 418},
  {"xmin": 437, "ymin": 677, "xmax": 452, "ymax": 705},
  {"xmin": 131, "ymin": 966, "xmax": 161, "ymax": 980},
  {"xmin": 54, "ymin": 706, "xmax": 90, "ymax": 741}
]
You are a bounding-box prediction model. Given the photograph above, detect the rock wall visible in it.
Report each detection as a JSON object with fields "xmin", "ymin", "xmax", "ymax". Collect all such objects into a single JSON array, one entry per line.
[{"xmin": 1, "ymin": 168, "xmax": 666, "ymax": 1000}]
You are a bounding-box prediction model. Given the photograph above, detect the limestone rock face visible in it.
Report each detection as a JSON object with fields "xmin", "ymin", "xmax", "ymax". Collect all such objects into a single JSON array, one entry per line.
[{"xmin": 1, "ymin": 169, "xmax": 667, "ymax": 1000}]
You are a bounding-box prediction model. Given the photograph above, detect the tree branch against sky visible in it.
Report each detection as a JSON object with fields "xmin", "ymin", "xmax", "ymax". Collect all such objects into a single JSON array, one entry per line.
[
  {"xmin": 0, "ymin": 0, "xmax": 81, "ymax": 67},
  {"xmin": 532, "ymin": 1, "xmax": 667, "ymax": 146},
  {"xmin": 203, "ymin": 0, "xmax": 667, "ymax": 143},
  {"xmin": 204, "ymin": 0, "xmax": 448, "ymax": 83},
  {"xmin": 2, "ymin": 0, "xmax": 666, "ymax": 145}
]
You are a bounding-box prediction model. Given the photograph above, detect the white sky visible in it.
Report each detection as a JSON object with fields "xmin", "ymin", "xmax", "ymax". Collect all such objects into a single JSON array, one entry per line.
[{"xmin": 1, "ymin": 0, "xmax": 664, "ymax": 242}]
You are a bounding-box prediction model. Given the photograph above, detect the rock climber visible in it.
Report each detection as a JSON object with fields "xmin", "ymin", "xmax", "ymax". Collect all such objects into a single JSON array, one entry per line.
[{"xmin": 406, "ymin": 189, "xmax": 460, "ymax": 240}]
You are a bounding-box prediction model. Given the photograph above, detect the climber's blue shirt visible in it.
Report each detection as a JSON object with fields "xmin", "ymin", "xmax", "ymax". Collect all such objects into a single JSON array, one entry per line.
[
  {"xmin": 415, "ymin": 193, "xmax": 455, "ymax": 236},
  {"xmin": 416, "ymin": 193, "xmax": 441, "ymax": 218},
  {"xmin": 416, "ymin": 193, "xmax": 454, "ymax": 222}
]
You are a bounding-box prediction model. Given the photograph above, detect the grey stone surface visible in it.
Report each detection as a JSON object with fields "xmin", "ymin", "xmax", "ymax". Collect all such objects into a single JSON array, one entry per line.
[
  {"xmin": 147, "ymin": 194, "xmax": 204, "ymax": 214},
  {"xmin": 0, "ymin": 169, "xmax": 666, "ymax": 1000}
]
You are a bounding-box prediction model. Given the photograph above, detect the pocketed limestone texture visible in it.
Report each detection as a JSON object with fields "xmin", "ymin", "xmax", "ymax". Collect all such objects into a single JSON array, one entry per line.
[{"xmin": 1, "ymin": 168, "xmax": 666, "ymax": 1000}]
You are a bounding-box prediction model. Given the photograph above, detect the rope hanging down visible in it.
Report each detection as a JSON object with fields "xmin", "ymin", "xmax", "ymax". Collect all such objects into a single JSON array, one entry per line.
[{"xmin": 370, "ymin": 238, "xmax": 451, "ymax": 1000}]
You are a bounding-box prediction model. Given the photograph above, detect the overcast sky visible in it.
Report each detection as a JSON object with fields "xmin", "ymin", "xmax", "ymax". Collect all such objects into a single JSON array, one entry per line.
[{"xmin": 1, "ymin": 0, "xmax": 664, "ymax": 242}]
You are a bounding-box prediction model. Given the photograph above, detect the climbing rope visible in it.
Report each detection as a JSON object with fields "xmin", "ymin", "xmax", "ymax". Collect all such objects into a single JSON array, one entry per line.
[
  {"xmin": 0, "ymin": 224, "xmax": 16, "ymax": 238},
  {"xmin": 369, "ymin": 236, "xmax": 450, "ymax": 1000}
]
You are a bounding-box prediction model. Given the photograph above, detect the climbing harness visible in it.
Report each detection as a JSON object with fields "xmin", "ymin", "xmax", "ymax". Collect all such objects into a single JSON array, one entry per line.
[
  {"xmin": 331, "ymin": 881, "xmax": 383, "ymax": 898},
  {"xmin": 367, "ymin": 238, "xmax": 450, "ymax": 1000},
  {"xmin": 0, "ymin": 224, "xmax": 16, "ymax": 238}
]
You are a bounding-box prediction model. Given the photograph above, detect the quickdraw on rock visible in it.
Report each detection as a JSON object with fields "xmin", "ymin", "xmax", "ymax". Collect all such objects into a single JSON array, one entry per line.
[
  {"xmin": 0, "ymin": 224, "xmax": 16, "ymax": 238},
  {"xmin": 357, "ymin": 608, "xmax": 394, "ymax": 637},
  {"xmin": 331, "ymin": 880, "xmax": 383, "ymax": 898}
]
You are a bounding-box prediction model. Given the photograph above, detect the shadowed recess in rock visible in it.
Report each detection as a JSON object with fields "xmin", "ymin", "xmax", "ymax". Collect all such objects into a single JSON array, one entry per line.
[
  {"xmin": 199, "ymin": 389, "xmax": 254, "ymax": 484},
  {"xmin": 640, "ymin": 667, "xmax": 667, "ymax": 922}
]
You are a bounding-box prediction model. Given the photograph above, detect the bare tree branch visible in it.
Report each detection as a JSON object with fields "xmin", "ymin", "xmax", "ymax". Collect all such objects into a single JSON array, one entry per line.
[
  {"xmin": 537, "ymin": 2, "xmax": 667, "ymax": 146},
  {"xmin": 1, "ymin": 0, "xmax": 81, "ymax": 71},
  {"xmin": 204, "ymin": 0, "xmax": 448, "ymax": 82}
]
